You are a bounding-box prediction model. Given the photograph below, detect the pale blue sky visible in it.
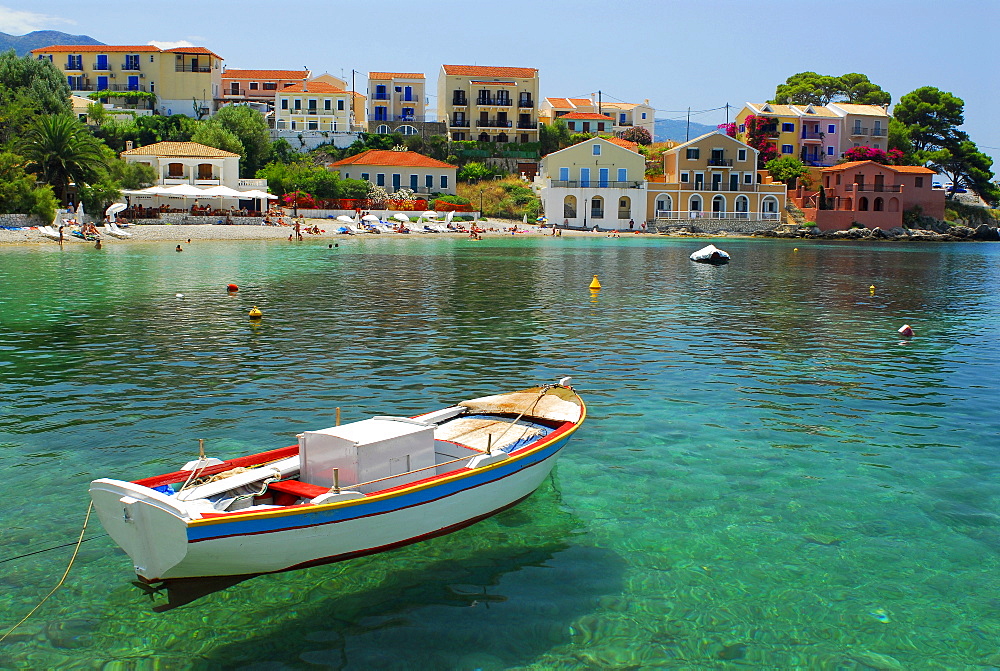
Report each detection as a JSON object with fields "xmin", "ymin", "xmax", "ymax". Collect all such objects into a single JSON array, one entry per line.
[{"xmin": 8, "ymin": 0, "xmax": 999, "ymax": 166}]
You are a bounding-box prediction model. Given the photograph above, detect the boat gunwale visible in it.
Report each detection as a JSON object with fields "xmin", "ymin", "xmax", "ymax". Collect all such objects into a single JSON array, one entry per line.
[{"xmin": 188, "ymin": 405, "xmax": 584, "ymax": 528}]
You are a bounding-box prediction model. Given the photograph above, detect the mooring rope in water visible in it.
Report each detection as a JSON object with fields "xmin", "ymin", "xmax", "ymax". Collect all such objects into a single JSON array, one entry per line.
[
  {"xmin": 0, "ymin": 501, "xmax": 94, "ymax": 644},
  {"xmin": 0, "ymin": 533, "xmax": 107, "ymax": 565}
]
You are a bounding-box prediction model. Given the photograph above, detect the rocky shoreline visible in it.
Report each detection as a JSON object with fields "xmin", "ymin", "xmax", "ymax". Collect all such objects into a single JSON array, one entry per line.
[{"xmin": 658, "ymin": 223, "xmax": 1000, "ymax": 242}]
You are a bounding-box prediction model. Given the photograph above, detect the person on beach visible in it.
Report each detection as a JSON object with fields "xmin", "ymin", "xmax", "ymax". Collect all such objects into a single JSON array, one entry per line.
[
  {"xmin": 176, "ymin": 244, "xmax": 183, "ymax": 252},
  {"xmin": 629, "ymin": 219, "xmax": 635, "ymax": 230},
  {"xmin": 95, "ymin": 238, "xmax": 102, "ymax": 249},
  {"xmin": 58, "ymin": 225, "xmax": 64, "ymax": 243}
]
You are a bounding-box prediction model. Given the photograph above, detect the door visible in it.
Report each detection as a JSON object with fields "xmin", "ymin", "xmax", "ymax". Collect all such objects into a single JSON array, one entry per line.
[
  {"xmin": 96, "ymin": 54, "xmax": 108, "ymax": 71},
  {"xmin": 712, "ymin": 173, "xmax": 722, "ymax": 191},
  {"xmin": 730, "ymin": 174, "xmax": 739, "ymax": 191},
  {"xmin": 97, "ymin": 76, "xmax": 108, "ymax": 91},
  {"xmin": 392, "ymin": 174, "xmax": 400, "ymax": 190},
  {"xmin": 404, "ymin": 86, "xmax": 413, "ymax": 102},
  {"xmin": 874, "ymin": 174, "xmax": 885, "ymax": 192},
  {"xmin": 230, "ymin": 82, "xmax": 239, "ymax": 95},
  {"xmin": 599, "ymin": 168, "xmax": 609, "ymax": 188},
  {"xmin": 580, "ymin": 168, "xmax": 590, "ymax": 188},
  {"xmin": 127, "ymin": 75, "xmax": 139, "ymax": 91}
]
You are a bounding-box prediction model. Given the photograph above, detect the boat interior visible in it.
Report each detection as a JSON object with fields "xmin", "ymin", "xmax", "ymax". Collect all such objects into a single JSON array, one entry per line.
[{"xmin": 130, "ymin": 387, "xmax": 583, "ymax": 517}]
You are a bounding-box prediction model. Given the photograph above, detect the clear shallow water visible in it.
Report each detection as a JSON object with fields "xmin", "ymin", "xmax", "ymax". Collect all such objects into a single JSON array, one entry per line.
[{"xmin": 1, "ymin": 235, "xmax": 999, "ymax": 669}]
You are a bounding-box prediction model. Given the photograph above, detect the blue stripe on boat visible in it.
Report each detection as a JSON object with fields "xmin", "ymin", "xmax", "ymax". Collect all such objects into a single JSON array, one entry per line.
[{"xmin": 187, "ymin": 436, "xmax": 569, "ymax": 543}]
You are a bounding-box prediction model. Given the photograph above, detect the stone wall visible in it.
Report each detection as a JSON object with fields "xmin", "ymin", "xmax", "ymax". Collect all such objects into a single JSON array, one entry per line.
[
  {"xmin": 128, "ymin": 214, "xmax": 266, "ymax": 226},
  {"xmin": 0, "ymin": 214, "xmax": 46, "ymax": 228},
  {"xmin": 652, "ymin": 218, "xmax": 781, "ymax": 234}
]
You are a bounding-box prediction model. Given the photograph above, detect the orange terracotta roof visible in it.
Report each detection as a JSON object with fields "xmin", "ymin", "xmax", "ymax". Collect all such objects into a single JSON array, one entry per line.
[
  {"xmin": 163, "ymin": 46, "xmax": 221, "ymax": 59},
  {"xmin": 561, "ymin": 112, "xmax": 614, "ymax": 120},
  {"xmin": 545, "ymin": 97, "xmax": 573, "ymax": 108},
  {"xmin": 31, "ymin": 45, "xmax": 161, "ymax": 53},
  {"xmin": 606, "ymin": 137, "xmax": 639, "ymax": 153},
  {"xmin": 471, "ymin": 81, "xmax": 516, "ymax": 86},
  {"xmin": 822, "ymin": 160, "xmax": 935, "ymax": 174},
  {"xmin": 331, "ymin": 150, "xmax": 456, "ymax": 169},
  {"xmin": 442, "ymin": 64, "xmax": 537, "ymax": 78},
  {"xmin": 369, "ymin": 72, "xmax": 424, "ymax": 80},
  {"xmin": 120, "ymin": 141, "xmax": 239, "ymax": 158},
  {"xmin": 568, "ymin": 98, "xmax": 592, "ymax": 106},
  {"xmin": 278, "ymin": 82, "xmax": 347, "ymax": 94},
  {"xmin": 223, "ymin": 69, "xmax": 309, "ymax": 80}
]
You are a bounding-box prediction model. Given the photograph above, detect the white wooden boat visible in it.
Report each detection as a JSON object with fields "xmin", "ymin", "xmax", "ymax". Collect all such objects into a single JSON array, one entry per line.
[
  {"xmin": 689, "ymin": 244, "xmax": 731, "ymax": 265},
  {"xmin": 90, "ymin": 381, "xmax": 585, "ymax": 584}
]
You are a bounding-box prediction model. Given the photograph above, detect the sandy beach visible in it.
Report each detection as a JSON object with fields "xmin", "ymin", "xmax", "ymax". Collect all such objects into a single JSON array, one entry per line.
[{"xmin": 0, "ymin": 220, "xmax": 651, "ymax": 246}]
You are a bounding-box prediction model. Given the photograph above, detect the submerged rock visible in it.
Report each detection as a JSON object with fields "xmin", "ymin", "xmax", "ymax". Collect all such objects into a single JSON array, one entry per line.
[{"xmin": 847, "ymin": 650, "xmax": 905, "ymax": 670}]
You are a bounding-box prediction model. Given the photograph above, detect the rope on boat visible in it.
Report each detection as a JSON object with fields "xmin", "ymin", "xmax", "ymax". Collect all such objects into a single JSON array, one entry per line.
[
  {"xmin": 0, "ymin": 501, "xmax": 93, "ymax": 644},
  {"xmin": 488, "ymin": 385, "xmax": 552, "ymax": 448}
]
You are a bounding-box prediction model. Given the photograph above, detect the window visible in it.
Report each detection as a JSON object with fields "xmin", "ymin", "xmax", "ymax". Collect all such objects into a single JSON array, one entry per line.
[
  {"xmin": 249, "ymin": 82, "xmax": 259, "ymax": 90},
  {"xmin": 782, "ymin": 144, "xmax": 793, "ymax": 154},
  {"xmin": 618, "ymin": 168, "xmax": 627, "ymax": 182},
  {"xmin": 680, "ymin": 172, "xmax": 690, "ymax": 183},
  {"xmin": 361, "ymin": 173, "xmax": 369, "ymax": 181},
  {"xmin": 738, "ymin": 124, "xmax": 745, "ymax": 133},
  {"xmin": 280, "ymin": 98, "xmax": 288, "ymax": 110},
  {"xmin": 836, "ymin": 174, "xmax": 841, "ymax": 185},
  {"xmin": 567, "ymin": 122, "xmax": 576, "ymax": 131},
  {"xmin": 308, "ymin": 120, "xmax": 318, "ymax": 130},
  {"xmin": 915, "ymin": 177, "xmax": 924, "ymax": 188},
  {"xmin": 426, "ymin": 175, "xmax": 433, "ymax": 189},
  {"xmin": 641, "ymin": 112, "xmax": 647, "ymax": 119},
  {"xmin": 744, "ymin": 173, "xmax": 752, "ymax": 183},
  {"xmin": 263, "ymin": 82, "xmax": 277, "ymax": 90},
  {"xmin": 597, "ymin": 123, "xmax": 605, "ymax": 132},
  {"xmin": 782, "ymin": 122, "xmax": 794, "ymax": 132},
  {"xmin": 167, "ymin": 163, "xmax": 183, "ymax": 177},
  {"xmin": 375, "ymin": 84, "xmax": 387, "ymax": 100},
  {"xmin": 440, "ymin": 175, "xmax": 448, "ymax": 189},
  {"xmin": 402, "ymin": 106, "xmax": 414, "ymax": 119},
  {"xmin": 294, "ymin": 99, "xmax": 301, "ymax": 110},
  {"xmin": 392, "ymin": 174, "xmax": 400, "ymax": 190},
  {"xmin": 685, "ymin": 147, "xmax": 699, "ymax": 159},
  {"xmin": 592, "ymin": 144, "xmax": 601, "ymax": 156},
  {"xmin": 338, "ymin": 99, "xmax": 345, "ymax": 111},
  {"xmin": 619, "ymin": 113, "xmax": 626, "ymax": 124},
  {"xmin": 376, "ymin": 174, "xmax": 385, "ymax": 186},
  {"xmin": 559, "ymin": 167, "xmax": 569, "ymax": 181},
  {"xmin": 737, "ymin": 149, "xmax": 747, "ymax": 162},
  {"xmin": 828, "ymin": 124, "xmax": 835, "ymax": 134},
  {"xmin": 827, "ymin": 146, "xmax": 834, "ymax": 156},
  {"xmin": 582, "ymin": 122, "xmax": 590, "ymax": 132},
  {"xmin": 324, "ymin": 99, "xmax": 331, "ymax": 111}
]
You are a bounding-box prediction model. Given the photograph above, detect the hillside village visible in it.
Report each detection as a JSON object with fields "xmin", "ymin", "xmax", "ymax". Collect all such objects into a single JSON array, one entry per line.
[{"xmin": 2, "ymin": 40, "xmax": 997, "ymax": 236}]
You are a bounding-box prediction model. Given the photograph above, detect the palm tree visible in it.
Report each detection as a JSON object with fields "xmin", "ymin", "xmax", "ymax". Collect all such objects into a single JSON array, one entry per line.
[{"xmin": 23, "ymin": 115, "xmax": 107, "ymax": 205}]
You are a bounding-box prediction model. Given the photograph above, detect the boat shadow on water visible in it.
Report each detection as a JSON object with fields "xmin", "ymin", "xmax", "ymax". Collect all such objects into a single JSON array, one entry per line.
[{"xmin": 139, "ymin": 480, "xmax": 627, "ymax": 668}]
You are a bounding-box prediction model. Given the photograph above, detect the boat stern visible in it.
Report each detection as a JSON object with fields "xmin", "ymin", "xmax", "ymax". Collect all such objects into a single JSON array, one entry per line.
[{"xmin": 89, "ymin": 479, "xmax": 192, "ymax": 580}]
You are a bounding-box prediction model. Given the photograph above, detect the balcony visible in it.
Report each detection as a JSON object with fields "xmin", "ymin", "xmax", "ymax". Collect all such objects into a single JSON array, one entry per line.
[
  {"xmin": 238, "ymin": 178, "xmax": 268, "ymax": 188},
  {"xmin": 194, "ymin": 178, "xmax": 221, "ymax": 185},
  {"xmin": 850, "ymin": 127, "xmax": 869, "ymax": 136},
  {"xmin": 707, "ymin": 158, "xmax": 733, "ymax": 166},
  {"xmin": 800, "ymin": 131, "xmax": 824, "ymax": 141},
  {"xmin": 110, "ymin": 83, "xmax": 148, "ymax": 92},
  {"xmin": 476, "ymin": 97, "xmax": 512, "ymax": 106},
  {"xmin": 225, "ymin": 88, "xmax": 247, "ymax": 98},
  {"xmin": 452, "ymin": 97, "xmax": 468, "ymax": 106},
  {"xmin": 175, "ymin": 65, "xmax": 212, "ymax": 73},
  {"xmin": 70, "ymin": 84, "xmax": 95, "ymax": 92},
  {"xmin": 762, "ymin": 124, "xmax": 779, "ymax": 136},
  {"xmin": 373, "ymin": 93, "xmax": 390, "ymax": 100},
  {"xmin": 551, "ymin": 180, "xmax": 645, "ymax": 189},
  {"xmin": 398, "ymin": 94, "xmax": 419, "ymax": 103},
  {"xmin": 121, "ymin": 63, "xmax": 141, "ymax": 71},
  {"xmin": 450, "ymin": 119, "xmax": 470, "ymax": 127},
  {"xmin": 871, "ymin": 127, "xmax": 887, "ymax": 137},
  {"xmin": 477, "ymin": 119, "xmax": 512, "ymax": 128},
  {"xmin": 92, "ymin": 62, "xmax": 110, "ymax": 71},
  {"xmin": 65, "ymin": 63, "xmax": 84, "ymax": 71},
  {"xmin": 518, "ymin": 98, "xmax": 534, "ymax": 108},
  {"xmin": 844, "ymin": 184, "xmax": 902, "ymax": 193}
]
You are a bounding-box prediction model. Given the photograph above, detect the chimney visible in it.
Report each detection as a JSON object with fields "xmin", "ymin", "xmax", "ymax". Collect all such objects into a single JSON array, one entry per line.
[{"xmin": 126, "ymin": 140, "xmax": 134, "ymax": 151}]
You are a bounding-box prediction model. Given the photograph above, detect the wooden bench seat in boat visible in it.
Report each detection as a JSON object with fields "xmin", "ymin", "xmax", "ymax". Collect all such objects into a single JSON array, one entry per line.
[{"xmin": 267, "ymin": 479, "xmax": 331, "ymax": 499}]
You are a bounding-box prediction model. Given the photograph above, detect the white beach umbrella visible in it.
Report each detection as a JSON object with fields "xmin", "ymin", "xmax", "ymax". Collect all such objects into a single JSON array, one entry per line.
[
  {"xmin": 105, "ymin": 202, "xmax": 127, "ymax": 222},
  {"xmin": 392, "ymin": 213, "xmax": 410, "ymax": 223},
  {"xmin": 422, "ymin": 210, "xmax": 438, "ymax": 220},
  {"xmin": 361, "ymin": 214, "xmax": 380, "ymax": 223},
  {"xmin": 239, "ymin": 189, "xmax": 277, "ymax": 200},
  {"xmin": 522, "ymin": 213, "xmax": 528, "ymax": 224},
  {"xmin": 445, "ymin": 210, "xmax": 455, "ymax": 224},
  {"xmin": 76, "ymin": 201, "xmax": 85, "ymax": 218},
  {"xmin": 201, "ymin": 185, "xmax": 245, "ymax": 198},
  {"xmin": 336, "ymin": 215, "xmax": 355, "ymax": 224}
]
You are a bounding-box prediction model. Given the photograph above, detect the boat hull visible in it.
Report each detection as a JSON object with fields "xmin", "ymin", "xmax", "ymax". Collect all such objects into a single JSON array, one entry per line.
[{"xmin": 94, "ymin": 433, "xmax": 572, "ymax": 580}]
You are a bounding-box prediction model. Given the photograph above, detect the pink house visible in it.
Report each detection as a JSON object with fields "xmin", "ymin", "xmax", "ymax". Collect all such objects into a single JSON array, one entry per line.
[{"xmin": 794, "ymin": 160, "xmax": 945, "ymax": 231}]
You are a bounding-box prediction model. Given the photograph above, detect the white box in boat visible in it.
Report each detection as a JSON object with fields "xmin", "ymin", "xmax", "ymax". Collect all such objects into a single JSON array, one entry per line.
[{"xmin": 299, "ymin": 417, "xmax": 435, "ymax": 492}]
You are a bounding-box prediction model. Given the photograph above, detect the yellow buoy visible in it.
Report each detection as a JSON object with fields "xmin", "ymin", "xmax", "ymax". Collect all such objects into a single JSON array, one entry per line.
[
  {"xmin": 869, "ymin": 285, "xmax": 876, "ymax": 295},
  {"xmin": 248, "ymin": 306, "xmax": 263, "ymax": 319},
  {"xmin": 793, "ymin": 248, "xmax": 799, "ymax": 252},
  {"xmin": 589, "ymin": 275, "xmax": 602, "ymax": 290}
]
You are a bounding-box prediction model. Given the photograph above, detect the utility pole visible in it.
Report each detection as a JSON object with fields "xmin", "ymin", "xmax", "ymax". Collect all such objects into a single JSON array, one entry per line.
[
  {"xmin": 686, "ymin": 107, "xmax": 691, "ymax": 142},
  {"xmin": 597, "ymin": 90, "xmax": 602, "ymax": 117},
  {"xmin": 725, "ymin": 103, "xmax": 730, "ymax": 125}
]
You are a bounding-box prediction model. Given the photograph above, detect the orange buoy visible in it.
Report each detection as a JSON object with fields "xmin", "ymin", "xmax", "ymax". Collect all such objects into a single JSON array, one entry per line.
[
  {"xmin": 898, "ymin": 324, "xmax": 913, "ymax": 338},
  {"xmin": 227, "ymin": 283, "xmax": 239, "ymax": 292}
]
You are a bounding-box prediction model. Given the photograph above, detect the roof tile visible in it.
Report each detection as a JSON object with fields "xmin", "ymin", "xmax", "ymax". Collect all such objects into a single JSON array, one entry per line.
[
  {"xmin": 331, "ymin": 149, "xmax": 456, "ymax": 169},
  {"xmin": 121, "ymin": 141, "xmax": 240, "ymax": 158},
  {"xmin": 442, "ymin": 64, "xmax": 537, "ymax": 78},
  {"xmin": 561, "ymin": 112, "xmax": 615, "ymax": 120},
  {"xmin": 369, "ymin": 72, "xmax": 424, "ymax": 80},
  {"xmin": 223, "ymin": 69, "xmax": 309, "ymax": 80}
]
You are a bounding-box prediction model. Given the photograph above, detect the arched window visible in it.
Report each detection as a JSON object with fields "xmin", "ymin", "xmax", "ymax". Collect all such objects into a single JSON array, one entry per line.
[
  {"xmin": 167, "ymin": 162, "xmax": 184, "ymax": 178},
  {"xmin": 395, "ymin": 125, "xmax": 418, "ymax": 136},
  {"xmin": 873, "ymin": 197, "xmax": 884, "ymax": 211},
  {"xmin": 844, "ymin": 197, "xmax": 853, "ymax": 211},
  {"xmin": 859, "ymin": 197, "xmax": 869, "ymax": 211},
  {"xmin": 656, "ymin": 196, "xmax": 672, "ymax": 217},
  {"xmin": 735, "ymin": 195, "xmax": 749, "ymax": 218},
  {"xmin": 375, "ymin": 124, "xmax": 391, "ymax": 134},
  {"xmin": 478, "ymin": 133, "xmax": 490, "ymax": 142},
  {"xmin": 618, "ymin": 196, "xmax": 631, "ymax": 219},
  {"xmin": 496, "ymin": 133, "xmax": 508, "ymax": 143},
  {"xmin": 591, "ymin": 196, "xmax": 604, "ymax": 219},
  {"xmin": 712, "ymin": 195, "xmax": 726, "ymax": 218},
  {"xmin": 197, "ymin": 163, "xmax": 213, "ymax": 180},
  {"xmin": 887, "ymin": 197, "xmax": 899, "ymax": 212},
  {"xmin": 563, "ymin": 195, "xmax": 577, "ymax": 219},
  {"xmin": 762, "ymin": 196, "xmax": 779, "ymax": 219},
  {"xmin": 689, "ymin": 194, "xmax": 702, "ymax": 215}
]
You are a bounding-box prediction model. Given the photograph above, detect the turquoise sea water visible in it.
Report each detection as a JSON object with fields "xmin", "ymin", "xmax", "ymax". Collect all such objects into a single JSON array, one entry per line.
[{"xmin": 1, "ymin": 235, "xmax": 998, "ymax": 669}]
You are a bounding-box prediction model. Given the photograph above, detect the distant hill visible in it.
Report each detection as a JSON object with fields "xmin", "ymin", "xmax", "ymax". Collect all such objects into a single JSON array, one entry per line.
[
  {"xmin": 0, "ymin": 30, "xmax": 104, "ymax": 57},
  {"xmin": 654, "ymin": 118, "xmax": 718, "ymax": 144}
]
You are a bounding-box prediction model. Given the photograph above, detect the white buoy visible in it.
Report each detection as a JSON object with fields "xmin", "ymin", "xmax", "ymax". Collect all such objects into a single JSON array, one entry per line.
[{"xmin": 175, "ymin": 293, "xmax": 184, "ymax": 298}]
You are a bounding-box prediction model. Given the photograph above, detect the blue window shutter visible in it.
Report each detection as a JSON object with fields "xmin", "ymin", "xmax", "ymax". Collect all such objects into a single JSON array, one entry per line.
[
  {"xmin": 618, "ymin": 168, "xmax": 627, "ymax": 182},
  {"xmin": 559, "ymin": 167, "xmax": 569, "ymax": 181},
  {"xmin": 440, "ymin": 175, "xmax": 448, "ymax": 189}
]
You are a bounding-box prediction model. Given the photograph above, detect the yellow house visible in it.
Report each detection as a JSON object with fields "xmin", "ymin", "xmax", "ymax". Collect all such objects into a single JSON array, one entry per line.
[
  {"xmin": 274, "ymin": 80, "xmax": 356, "ymax": 132},
  {"xmin": 437, "ymin": 64, "xmax": 539, "ymax": 144},
  {"xmin": 647, "ymin": 132, "xmax": 785, "ymax": 227},
  {"xmin": 536, "ymin": 136, "xmax": 646, "ymax": 229},
  {"xmin": 31, "ymin": 44, "xmax": 222, "ymax": 117},
  {"xmin": 541, "ymin": 97, "xmax": 655, "ymax": 138},
  {"xmin": 368, "ymin": 72, "xmax": 425, "ymax": 132},
  {"xmin": 735, "ymin": 102, "xmax": 799, "ymax": 163}
]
